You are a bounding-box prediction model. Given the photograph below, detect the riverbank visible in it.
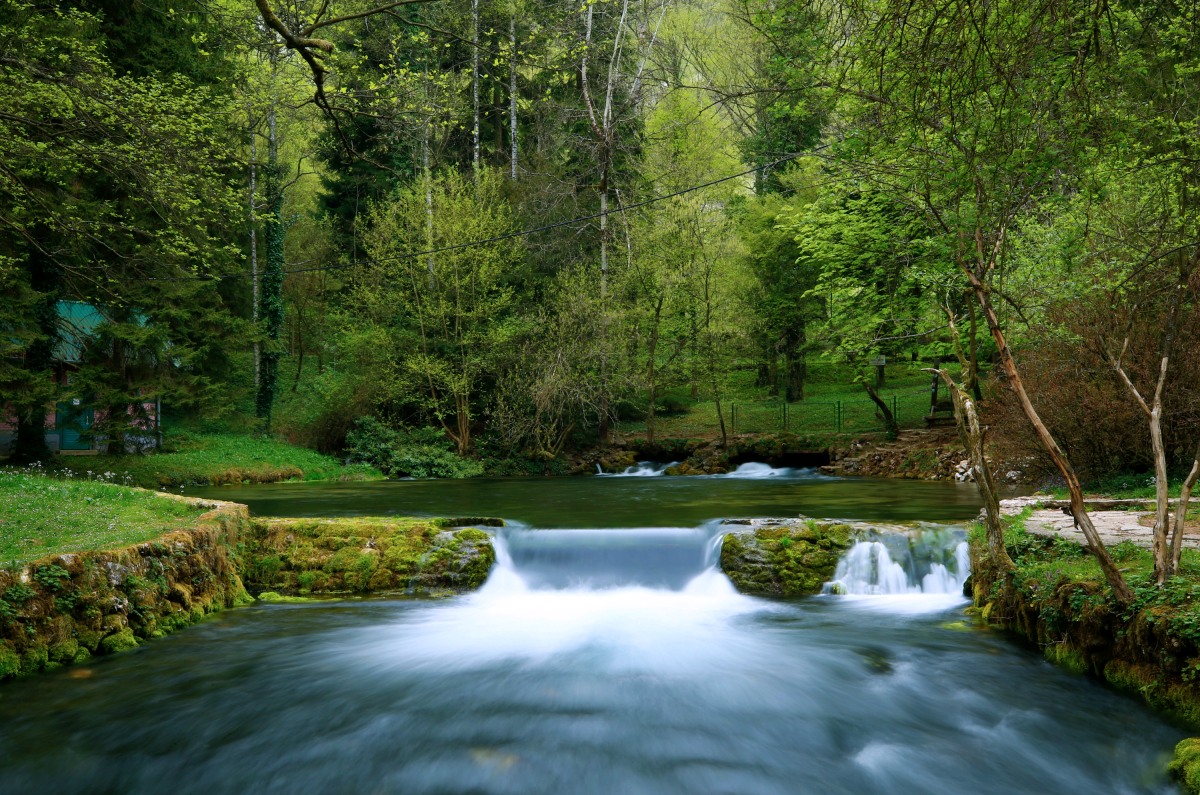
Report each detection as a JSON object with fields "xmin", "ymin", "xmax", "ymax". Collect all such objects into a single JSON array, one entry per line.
[
  {"xmin": 0, "ymin": 493, "xmax": 252, "ymax": 679},
  {"xmin": 17, "ymin": 431, "xmax": 382, "ymax": 488},
  {"xmin": 972, "ymin": 499, "xmax": 1200, "ymax": 791},
  {"xmin": 0, "ymin": 477, "xmax": 502, "ymax": 681}
]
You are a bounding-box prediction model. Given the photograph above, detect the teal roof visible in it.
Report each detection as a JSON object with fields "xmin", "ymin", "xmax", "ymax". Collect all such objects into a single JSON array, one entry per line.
[
  {"xmin": 54, "ymin": 301, "xmax": 106, "ymax": 363},
  {"xmin": 53, "ymin": 301, "xmax": 147, "ymax": 363}
]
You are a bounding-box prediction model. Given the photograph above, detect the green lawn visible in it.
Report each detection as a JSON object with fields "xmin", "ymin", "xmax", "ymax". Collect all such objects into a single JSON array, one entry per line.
[
  {"xmin": 38, "ymin": 431, "xmax": 382, "ymax": 488},
  {"xmin": 618, "ymin": 361, "xmax": 956, "ymax": 440},
  {"xmin": 0, "ymin": 471, "xmax": 204, "ymax": 566}
]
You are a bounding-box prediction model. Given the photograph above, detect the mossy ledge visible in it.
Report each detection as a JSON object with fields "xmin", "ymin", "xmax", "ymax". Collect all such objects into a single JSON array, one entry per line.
[
  {"xmin": 969, "ymin": 537, "xmax": 1200, "ymax": 792},
  {"xmin": 242, "ymin": 516, "xmax": 497, "ymax": 597},
  {"xmin": 1, "ymin": 496, "xmax": 502, "ymax": 682},
  {"xmin": 720, "ymin": 518, "xmax": 854, "ymax": 596},
  {"xmin": 0, "ymin": 496, "xmax": 253, "ymax": 681}
]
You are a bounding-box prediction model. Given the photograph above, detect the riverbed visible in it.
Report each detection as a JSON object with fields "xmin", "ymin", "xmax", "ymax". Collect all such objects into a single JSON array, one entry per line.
[{"xmin": 0, "ymin": 468, "xmax": 1183, "ymax": 793}]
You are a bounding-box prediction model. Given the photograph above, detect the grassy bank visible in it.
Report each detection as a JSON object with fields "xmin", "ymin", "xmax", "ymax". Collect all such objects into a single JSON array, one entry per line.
[
  {"xmin": 35, "ymin": 431, "xmax": 382, "ymax": 488},
  {"xmin": 971, "ymin": 510, "xmax": 1200, "ymax": 790},
  {"xmin": 0, "ymin": 471, "xmax": 205, "ymax": 566},
  {"xmin": 616, "ymin": 361, "xmax": 954, "ymax": 441}
]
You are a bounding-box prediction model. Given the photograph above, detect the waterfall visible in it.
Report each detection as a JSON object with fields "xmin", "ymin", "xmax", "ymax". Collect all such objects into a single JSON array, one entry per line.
[
  {"xmin": 600, "ymin": 461, "xmax": 678, "ymax": 477},
  {"xmin": 824, "ymin": 531, "xmax": 970, "ymax": 597},
  {"xmin": 486, "ymin": 525, "xmax": 719, "ymax": 591}
]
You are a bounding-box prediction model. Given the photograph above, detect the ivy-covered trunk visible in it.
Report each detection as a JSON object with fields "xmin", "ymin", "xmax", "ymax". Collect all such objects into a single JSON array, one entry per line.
[{"xmin": 255, "ymin": 103, "xmax": 284, "ymax": 430}]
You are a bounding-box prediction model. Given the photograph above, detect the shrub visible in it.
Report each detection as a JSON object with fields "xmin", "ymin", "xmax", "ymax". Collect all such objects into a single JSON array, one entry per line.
[{"xmin": 345, "ymin": 417, "xmax": 484, "ymax": 479}]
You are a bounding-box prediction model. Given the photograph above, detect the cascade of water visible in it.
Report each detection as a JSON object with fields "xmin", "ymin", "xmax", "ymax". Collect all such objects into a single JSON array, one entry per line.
[
  {"xmin": 600, "ymin": 461, "xmax": 678, "ymax": 477},
  {"xmin": 824, "ymin": 533, "xmax": 970, "ymax": 597},
  {"xmin": 487, "ymin": 525, "xmax": 720, "ymax": 591},
  {"xmin": 720, "ymin": 462, "xmax": 793, "ymax": 478}
]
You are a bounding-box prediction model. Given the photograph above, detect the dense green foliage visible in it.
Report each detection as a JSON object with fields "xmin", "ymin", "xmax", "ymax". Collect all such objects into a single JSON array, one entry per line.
[
  {"xmin": 345, "ymin": 417, "xmax": 483, "ymax": 478},
  {"xmin": 0, "ymin": 0, "xmax": 1195, "ymax": 484}
]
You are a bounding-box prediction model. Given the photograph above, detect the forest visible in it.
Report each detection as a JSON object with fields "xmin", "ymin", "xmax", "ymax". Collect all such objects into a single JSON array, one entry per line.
[{"xmin": 2, "ymin": 0, "xmax": 1199, "ymax": 503}]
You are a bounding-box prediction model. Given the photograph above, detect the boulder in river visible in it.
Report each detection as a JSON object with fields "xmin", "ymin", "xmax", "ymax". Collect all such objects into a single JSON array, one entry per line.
[{"xmin": 720, "ymin": 519, "xmax": 854, "ymax": 596}]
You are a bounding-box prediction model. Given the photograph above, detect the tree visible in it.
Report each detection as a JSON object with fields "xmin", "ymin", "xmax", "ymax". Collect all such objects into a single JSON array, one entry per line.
[
  {"xmin": 825, "ymin": 0, "xmax": 1134, "ymax": 598},
  {"xmin": 0, "ymin": 0, "xmax": 243, "ymax": 459},
  {"xmin": 355, "ymin": 167, "xmax": 524, "ymax": 454}
]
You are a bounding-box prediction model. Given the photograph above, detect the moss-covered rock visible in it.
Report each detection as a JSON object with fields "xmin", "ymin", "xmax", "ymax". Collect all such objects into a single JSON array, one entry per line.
[
  {"xmin": 244, "ymin": 516, "xmax": 498, "ymax": 597},
  {"xmin": 1171, "ymin": 738, "xmax": 1200, "ymax": 794},
  {"xmin": 720, "ymin": 519, "xmax": 854, "ymax": 596},
  {"xmin": 0, "ymin": 498, "xmax": 253, "ymax": 682}
]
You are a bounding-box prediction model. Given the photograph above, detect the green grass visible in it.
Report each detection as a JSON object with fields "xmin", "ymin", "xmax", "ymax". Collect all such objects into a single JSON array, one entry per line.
[
  {"xmin": 618, "ymin": 360, "xmax": 956, "ymax": 440},
  {"xmin": 0, "ymin": 471, "xmax": 204, "ymax": 566},
  {"xmin": 1041, "ymin": 472, "xmax": 1197, "ymax": 502},
  {"xmin": 35, "ymin": 431, "xmax": 382, "ymax": 488}
]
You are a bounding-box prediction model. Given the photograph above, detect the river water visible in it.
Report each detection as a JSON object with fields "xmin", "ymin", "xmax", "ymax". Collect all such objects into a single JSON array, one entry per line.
[{"xmin": 0, "ymin": 468, "xmax": 1185, "ymax": 793}]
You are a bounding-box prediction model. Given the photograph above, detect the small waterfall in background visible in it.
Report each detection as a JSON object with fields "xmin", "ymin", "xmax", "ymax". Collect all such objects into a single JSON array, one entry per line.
[
  {"xmin": 824, "ymin": 528, "xmax": 970, "ymax": 597},
  {"xmin": 716, "ymin": 462, "xmax": 790, "ymax": 478},
  {"xmin": 597, "ymin": 461, "xmax": 829, "ymax": 478},
  {"xmin": 600, "ymin": 461, "xmax": 678, "ymax": 477}
]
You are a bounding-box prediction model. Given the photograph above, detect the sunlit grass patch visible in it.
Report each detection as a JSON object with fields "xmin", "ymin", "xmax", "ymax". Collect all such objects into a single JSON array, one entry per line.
[
  {"xmin": 30, "ymin": 431, "xmax": 382, "ymax": 489},
  {"xmin": 0, "ymin": 470, "xmax": 204, "ymax": 566}
]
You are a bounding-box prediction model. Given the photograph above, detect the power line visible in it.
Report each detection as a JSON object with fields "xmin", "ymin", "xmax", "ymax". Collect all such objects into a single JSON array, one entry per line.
[
  {"xmin": 285, "ymin": 151, "xmax": 811, "ymax": 276},
  {"xmin": 143, "ymin": 150, "xmax": 816, "ymax": 282}
]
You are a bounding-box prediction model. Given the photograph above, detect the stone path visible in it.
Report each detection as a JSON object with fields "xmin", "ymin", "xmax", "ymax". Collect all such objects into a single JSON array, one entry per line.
[{"xmin": 999, "ymin": 497, "xmax": 1200, "ymax": 550}]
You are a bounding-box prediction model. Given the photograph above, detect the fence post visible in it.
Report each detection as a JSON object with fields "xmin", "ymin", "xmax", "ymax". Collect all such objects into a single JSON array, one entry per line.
[{"xmin": 892, "ymin": 394, "xmax": 898, "ymax": 425}]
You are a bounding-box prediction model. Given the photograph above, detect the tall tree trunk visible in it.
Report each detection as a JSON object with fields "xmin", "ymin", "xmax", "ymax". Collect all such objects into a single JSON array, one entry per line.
[
  {"xmin": 509, "ymin": 12, "xmax": 518, "ymax": 180},
  {"xmin": 255, "ymin": 89, "xmax": 284, "ymax": 430},
  {"xmin": 471, "ymin": 0, "xmax": 480, "ymax": 175},
  {"xmin": 964, "ymin": 268, "xmax": 1133, "ymax": 602},
  {"xmin": 644, "ymin": 298, "xmax": 663, "ymax": 443},
  {"xmin": 250, "ymin": 122, "xmax": 261, "ymax": 394},
  {"xmin": 935, "ymin": 370, "xmax": 1015, "ymax": 572},
  {"xmin": 423, "ymin": 78, "xmax": 435, "ymax": 287}
]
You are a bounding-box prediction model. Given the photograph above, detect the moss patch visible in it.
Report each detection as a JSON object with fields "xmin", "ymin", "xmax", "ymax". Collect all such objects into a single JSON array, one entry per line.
[
  {"xmin": 720, "ymin": 519, "xmax": 854, "ymax": 596},
  {"xmin": 1171, "ymin": 738, "xmax": 1200, "ymax": 794},
  {"xmin": 244, "ymin": 516, "xmax": 497, "ymax": 597},
  {"xmin": 971, "ymin": 519, "xmax": 1200, "ymax": 732},
  {"xmin": 0, "ymin": 497, "xmax": 252, "ymax": 682}
]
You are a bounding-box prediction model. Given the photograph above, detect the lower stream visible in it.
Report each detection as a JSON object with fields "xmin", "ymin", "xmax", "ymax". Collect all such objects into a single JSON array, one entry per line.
[{"xmin": 0, "ymin": 469, "xmax": 1186, "ymax": 793}]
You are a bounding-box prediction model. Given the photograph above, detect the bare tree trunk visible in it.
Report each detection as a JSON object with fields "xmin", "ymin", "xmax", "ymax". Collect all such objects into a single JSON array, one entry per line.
[
  {"xmin": 964, "ymin": 270, "xmax": 1133, "ymax": 602},
  {"xmin": 1171, "ymin": 441, "xmax": 1200, "ymax": 572},
  {"xmin": 933, "ymin": 369, "xmax": 1016, "ymax": 572},
  {"xmin": 1108, "ymin": 280, "xmax": 1184, "ymax": 582}
]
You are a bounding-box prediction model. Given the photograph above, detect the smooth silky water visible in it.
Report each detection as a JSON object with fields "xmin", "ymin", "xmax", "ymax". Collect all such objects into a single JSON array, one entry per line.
[{"xmin": 0, "ymin": 467, "xmax": 1185, "ymax": 793}]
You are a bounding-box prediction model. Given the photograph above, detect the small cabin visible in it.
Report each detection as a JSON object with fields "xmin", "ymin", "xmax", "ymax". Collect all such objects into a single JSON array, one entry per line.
[{"xmin": 0, "ymin": 301, "xmax": 159, "ymax": 456}]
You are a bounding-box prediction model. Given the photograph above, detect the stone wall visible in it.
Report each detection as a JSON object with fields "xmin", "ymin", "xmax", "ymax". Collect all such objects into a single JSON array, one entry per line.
[{"xmin": 0, "ymin": 498, "xmax": 252, "ymax": 681}]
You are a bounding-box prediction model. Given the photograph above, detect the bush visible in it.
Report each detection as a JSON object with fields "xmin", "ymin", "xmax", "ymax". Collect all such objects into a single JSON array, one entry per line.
[{"xmin": 345, "ymin": 417, "xmax": 484, "ymax": 479}]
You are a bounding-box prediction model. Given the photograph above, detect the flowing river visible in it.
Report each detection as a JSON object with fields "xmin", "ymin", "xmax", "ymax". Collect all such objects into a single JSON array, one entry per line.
[{"xmin": 0, "ymin": 467, "xmax": 1185, "ymax": 793}]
